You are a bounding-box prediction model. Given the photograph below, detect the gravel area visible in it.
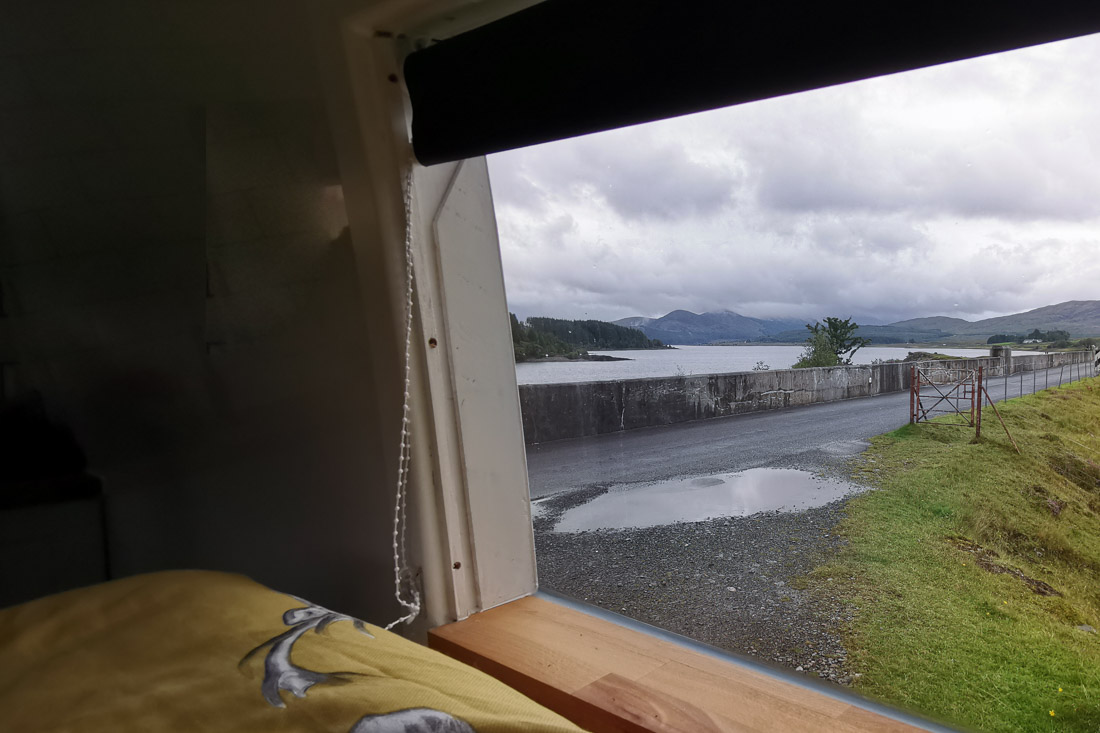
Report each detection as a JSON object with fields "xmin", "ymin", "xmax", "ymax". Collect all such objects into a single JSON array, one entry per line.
[{"xmin": 534, "ymin": 486, "xmax": 861, "ymax": 685}]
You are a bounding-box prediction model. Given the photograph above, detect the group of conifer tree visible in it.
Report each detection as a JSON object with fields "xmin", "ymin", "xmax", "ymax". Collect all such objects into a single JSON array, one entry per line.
[{"xmin": 510, "ymin": 314, "xmax": 664, "ymax": 362}]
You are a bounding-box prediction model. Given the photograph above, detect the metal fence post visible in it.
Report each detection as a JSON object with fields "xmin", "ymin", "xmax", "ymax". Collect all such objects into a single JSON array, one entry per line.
[
  {"xmin": 976, "ymin": 366, "xmax": 983, "ymax": 439},
  {"xmin": 909, "ymin": 365, "xmax": 913, "ymax": 424},
  {"xmin": 909, "ymin": 365, "xmax": 916, "ymax": 424},
  {"xmin": 969, "ymin": 370, "xmax": 975, "ymax": 428}
]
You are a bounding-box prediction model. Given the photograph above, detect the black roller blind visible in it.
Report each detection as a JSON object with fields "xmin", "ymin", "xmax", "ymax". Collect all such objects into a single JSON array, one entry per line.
[{"xmin": 404, "ymin": 0, "xmax": 1100, "ymax": 165}]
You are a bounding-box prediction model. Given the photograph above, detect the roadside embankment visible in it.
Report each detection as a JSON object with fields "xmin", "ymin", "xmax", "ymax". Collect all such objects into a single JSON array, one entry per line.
[
  {"xmin": 812, "ymin": 377, "xmax": 1100, "ymax": 732},
  {"xmin": 519, "ymin": 350, "xmax": 1095, "ymax": 444}
]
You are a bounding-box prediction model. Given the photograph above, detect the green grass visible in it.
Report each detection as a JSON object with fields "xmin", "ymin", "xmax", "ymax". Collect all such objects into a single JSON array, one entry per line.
[{"xmin": 811, "ymin": 377, "xmax": 1100, "ymax": 732}]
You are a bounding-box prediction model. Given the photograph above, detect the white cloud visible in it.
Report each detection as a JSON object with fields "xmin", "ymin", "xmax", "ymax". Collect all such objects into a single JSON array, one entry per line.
[{"xmin": 488, "ymin": 33, "xmax": 1100, "ymax": 324}]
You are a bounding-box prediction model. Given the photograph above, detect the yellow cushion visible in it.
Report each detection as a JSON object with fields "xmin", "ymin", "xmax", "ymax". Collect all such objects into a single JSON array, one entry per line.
[{"xmin": 0, "ymin": 570, "xmax": 586, "ymax": 732}]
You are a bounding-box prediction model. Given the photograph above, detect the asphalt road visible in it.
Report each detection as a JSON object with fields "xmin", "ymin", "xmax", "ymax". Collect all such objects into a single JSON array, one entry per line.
[{"xmin": 526, "ymin": 363, "xmax": 1094, "ymax": 498}]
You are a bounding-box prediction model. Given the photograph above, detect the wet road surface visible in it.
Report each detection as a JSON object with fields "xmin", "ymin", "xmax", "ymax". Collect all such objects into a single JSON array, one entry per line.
[{"xmin": 526, "ymin": 364, "xmax": 1091, "ymax": 498}]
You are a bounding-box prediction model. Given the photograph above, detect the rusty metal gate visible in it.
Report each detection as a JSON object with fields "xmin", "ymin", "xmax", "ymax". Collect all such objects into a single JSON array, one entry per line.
[
  {"xmin": 909, "ymin": 363, "xmax": 1020, "ymax": 450},
  {"xmin": 909, "ymin": 363, "xmax": 982, "ymax": 429}
]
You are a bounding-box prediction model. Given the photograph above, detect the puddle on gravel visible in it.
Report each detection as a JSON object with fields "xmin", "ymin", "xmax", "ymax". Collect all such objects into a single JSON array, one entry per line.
[{"xmin": 552, "ymin": 468, "xmax": 863, "ymax": 532}]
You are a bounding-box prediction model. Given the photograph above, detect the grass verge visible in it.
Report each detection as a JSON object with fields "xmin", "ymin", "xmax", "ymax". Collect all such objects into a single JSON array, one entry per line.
[{"xmin": 812, "ymin": 377, "xmax": 1100, "ymax": 732}]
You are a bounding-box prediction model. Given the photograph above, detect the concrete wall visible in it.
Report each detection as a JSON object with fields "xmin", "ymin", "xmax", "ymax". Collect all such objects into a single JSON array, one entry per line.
[
  {"xmin": 519, "ymin": 351, "xmax": 1095, "ymax": 444},
  {"xmin": 0, "ymin": 1, "xmax": 404, "ymax": 622}
]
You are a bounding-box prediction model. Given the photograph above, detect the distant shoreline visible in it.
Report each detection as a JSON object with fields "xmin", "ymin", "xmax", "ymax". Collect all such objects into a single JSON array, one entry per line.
[
  {"xmin": 589, "ymin": 346, "xmax": 677, "ymax": 352},
  {"xmin": 708, "ymin": 341, "xmax": 1003, "ymax": 350},
  {"xmin": 522, "ymin": 354, "xmax": 632, "ymax": 364},
  {"xmin": 707, "ymin": 341, "xmax": 1080, "ymax": 352}
]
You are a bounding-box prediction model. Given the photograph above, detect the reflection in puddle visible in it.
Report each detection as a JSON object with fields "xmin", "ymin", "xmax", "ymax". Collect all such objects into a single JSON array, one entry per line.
[{"xmin": 553, "ymin": 468, "xmax": 864, "ymax": 532}]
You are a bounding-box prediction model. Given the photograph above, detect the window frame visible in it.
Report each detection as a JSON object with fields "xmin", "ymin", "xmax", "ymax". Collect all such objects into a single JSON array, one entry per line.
[
  {"xmin": 333, "ymin": 0, "xmax": 543, "ymax": 629},
  {"xmin": 325, "ymin": 7, "xmax": 1096, "ymax": 731},
  {"xmin": 334, "ymin": 0, "xmax": 1100, "ymax": 629}
]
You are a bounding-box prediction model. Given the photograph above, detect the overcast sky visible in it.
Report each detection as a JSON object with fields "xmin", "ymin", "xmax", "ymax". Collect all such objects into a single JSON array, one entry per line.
[{"xmin": 487, "ymin": 33, "xmax": 1100, "ymax": 326}]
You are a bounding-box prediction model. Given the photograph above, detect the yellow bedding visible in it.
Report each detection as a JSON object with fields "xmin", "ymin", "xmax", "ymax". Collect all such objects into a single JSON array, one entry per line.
[{"xmin": 0, "ymin": 571, "xmax": 586, "ymax": 733}]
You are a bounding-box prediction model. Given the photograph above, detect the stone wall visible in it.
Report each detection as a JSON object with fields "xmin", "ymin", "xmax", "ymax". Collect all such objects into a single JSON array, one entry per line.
[{"xmin": 518, "ymin": 351, "xmax": 1095, "ymax": 444}]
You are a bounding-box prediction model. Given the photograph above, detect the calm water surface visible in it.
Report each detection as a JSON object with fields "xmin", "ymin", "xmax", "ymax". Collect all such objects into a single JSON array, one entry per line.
[
  {"xmin": 547, "ymin": 468, "xmax": 865, "ymax": 532},
  {"xmin": 515, "ymin": 344, "xmax": 990, "ymax": 385}
]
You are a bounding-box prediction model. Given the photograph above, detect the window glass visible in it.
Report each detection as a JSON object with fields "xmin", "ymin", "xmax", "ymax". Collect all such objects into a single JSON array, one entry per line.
[{"xmin": 490, "ymin": 33, "xmax": 1100, "ymax": 733}]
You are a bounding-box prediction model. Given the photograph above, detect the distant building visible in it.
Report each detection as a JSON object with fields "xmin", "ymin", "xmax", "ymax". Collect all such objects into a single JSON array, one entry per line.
[{"xmin": 1023, "ymin": 339, "xmax": 1042, "ymax": 344}]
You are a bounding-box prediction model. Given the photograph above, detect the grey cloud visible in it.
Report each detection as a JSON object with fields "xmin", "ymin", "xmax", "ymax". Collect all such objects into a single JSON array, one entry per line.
[
  {"xmin": 494, "ymin": 132, "xmax": 740, "ymax": 222},
  {"xmin": 566, "ymin": 139, "xmax": 737, "ymax": 221},
  {"xmin": 915, "ymin": 140, "xmax": 1100, "ymax": 221},
  {"xmin": 488, "ymin": 159, "xmax": 546, "ymax": 212},
  {"xmin": 748, "ymin": 126, "xmax": 1100, "ymax": 221},
  {"xmin": 739, "ymin": 66, "xmax": 1100, "ymax": 222},
  {"xmin": 493, "ymin": 33, "xmax": 1100, "ymax": 325},
  {"xmin": 808, "ymin": 215, "xmax": 928, "ymax": 256}
]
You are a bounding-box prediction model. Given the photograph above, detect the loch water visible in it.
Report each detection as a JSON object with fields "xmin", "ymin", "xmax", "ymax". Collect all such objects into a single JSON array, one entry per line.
[{"xmin": 515, "ymin": 344, "xmax": 990, "ymax": 385}]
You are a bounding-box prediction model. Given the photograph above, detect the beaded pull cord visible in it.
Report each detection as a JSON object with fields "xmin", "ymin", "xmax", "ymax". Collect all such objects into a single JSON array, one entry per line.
[{"xmin": 385, "ymin": 165, "xmax": 421, "ymax": 631}]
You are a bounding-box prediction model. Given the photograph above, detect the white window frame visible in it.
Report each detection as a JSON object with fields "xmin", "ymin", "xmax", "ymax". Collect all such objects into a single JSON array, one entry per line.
[{"xmin": 325, "ymin": 0, "xmax": 544, "ymax": 629}]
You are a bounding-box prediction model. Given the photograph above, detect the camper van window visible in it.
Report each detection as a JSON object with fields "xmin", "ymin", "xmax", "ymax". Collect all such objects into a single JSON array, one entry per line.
[{"xmin": 488, "ymin": 31, "xmax": 1100, "ymax": 733}]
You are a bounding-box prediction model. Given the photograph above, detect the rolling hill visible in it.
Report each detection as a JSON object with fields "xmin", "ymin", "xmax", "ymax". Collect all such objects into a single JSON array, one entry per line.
[
  {"xmin": 887, "ymin": 316, "xmax": 971, "ymax": 332},
  {"xmin": 612, "ymin": 310, "xmax": 803, "ymax": 345},
  {"xmin": 924, "ymin": 300, "xmax": 1100, "ymax": 337},
  {"xmin": 613, "ymin": 301, "xmax": 1100, "ymax": 345}
]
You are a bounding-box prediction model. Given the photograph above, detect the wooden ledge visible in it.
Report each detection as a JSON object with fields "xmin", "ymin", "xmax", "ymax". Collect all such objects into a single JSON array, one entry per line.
[{"xmin": 429, "ymin": 594, "xmax": 937, "ymax": 733}]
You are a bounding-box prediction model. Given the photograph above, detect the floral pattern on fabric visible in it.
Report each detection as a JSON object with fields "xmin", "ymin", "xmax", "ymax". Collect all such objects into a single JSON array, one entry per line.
[{"xmin": 241, "ymin": 598, "xmax": 475, "ymax": 732}]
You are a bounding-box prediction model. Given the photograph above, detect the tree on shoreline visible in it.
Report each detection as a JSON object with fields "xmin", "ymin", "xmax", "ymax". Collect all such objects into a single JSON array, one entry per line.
[
  {"xmin": 794, "ymin": 317, "xmax": 870, "ymax": 367},
  {"xmin": 526, "ymin": 317, "xmax": 664, "ymax": 350},
  {"xmin": 793, "ymin": 330, "xmax": 840, "ymax": 368},
  {"xmin": 510, "ymin": 313, "xmax": 583, "ymax": 362}
]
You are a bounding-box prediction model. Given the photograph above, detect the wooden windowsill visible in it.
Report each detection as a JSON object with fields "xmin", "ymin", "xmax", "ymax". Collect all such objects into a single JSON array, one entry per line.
[{"xmin": 429, "ymin": 593, "xmax": 943, "ymax": 733}]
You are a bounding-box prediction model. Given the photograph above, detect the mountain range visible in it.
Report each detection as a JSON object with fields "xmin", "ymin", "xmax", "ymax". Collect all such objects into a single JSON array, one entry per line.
[
  {"xmin": 612, "ymin": 310, "xmax": 805, "ymax": 345},
  {"xmin": 613, "ymin": 300, "xmax": 1100, "ymax": 345}
]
